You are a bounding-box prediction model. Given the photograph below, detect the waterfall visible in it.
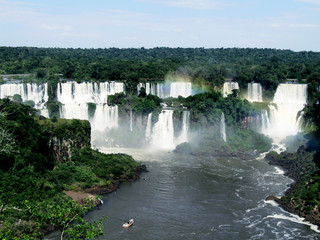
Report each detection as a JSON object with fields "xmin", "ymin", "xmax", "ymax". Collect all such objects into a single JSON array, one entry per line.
[
  {"xmin": 264, "ymin": 83, "xmax": 307, "ymax": 142},
  {"xmin": 145, "ymin": 113, "xmax": 152, "ymax": 141},
  {"xmin": 150, "ymin": 110, "xmax": 175, "ymax": 150},
  {"xmin": 130, "ymin": 109, "xmax": 133, "ymax": 132},
  {"xmin": 137, "ymin": 82, "xmax": 193, "ymax": 98},
  {"xmin": 0, "ymin": 82, "xmax": 48, "ymax": 110},
  {"xmin": 90, "ymin": 104, "xmax": 118, "ymax": 131},
  {"xmin": 170, "ymin": 82, "xmax": 192, "ymax": 98},
  {"xmin": 57, "ymin": 81, "xmax": 124, "ymax": 104},
  {"xmin": 220, "ymin": 113, "xmax": 227, "ymax": 142},
  {"xmin": 247, "ymin": 83, "xmax": 263, "ymax": 102},
  {"xmin": 57, "ymin": 81, "xmax": 124, "ymax": 147},
  {"xmin": 60, "ymin": 103, "xmax": 89, "ymax": 120},
  {"xmin": 260, "ymin": 109, "xmax": 271, "ymax": 134},
  {"xmin": 223, "ymin": 82, "xmax": 239, "ymax": 97},
  {"xmin": 177, "ymin": 111, "xmax": 190, "ymax": 144}
]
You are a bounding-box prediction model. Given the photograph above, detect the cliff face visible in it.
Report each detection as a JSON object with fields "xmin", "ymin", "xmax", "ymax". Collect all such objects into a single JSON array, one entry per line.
[{"xmin": 38, "ymin": 118, "xmax": 91, "ymax": 163}]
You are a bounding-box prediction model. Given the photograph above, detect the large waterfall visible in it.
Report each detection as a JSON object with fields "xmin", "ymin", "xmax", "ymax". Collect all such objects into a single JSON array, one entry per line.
[
  {"xmin": 262, "ymin": 83, "xmax": 308, "ymax": 142},
  {"xmin": 57, "ymin": 81, "xmax": 124, "ymax": 145},
  {"xmin": 0, "ymin": 82, "xmax": 48, "ymax": 108},
  {"xmin": 137, "ymin": 82, "xmax": 193, "ymax": 98},
  {"xmin": 0, "ymin": 82, "xmax": 49, "ymax": 117},
  {"xmin": 223, "ymin": 82, "xmax": 239, "ymax": 97},
  {"xmin": 57, "ymin": 81, "xmax": 124, "ymax": 104},
  {"xmin": 247, "ymin": 83, "xmax": 263, "ymax": 102},
  {"xmin": 149, "ymin": 110, "xmax": 190, "ymax": 150},
  {"xmin": 150, "ymin": 110, "xmax": 175, "ymax": 150}
]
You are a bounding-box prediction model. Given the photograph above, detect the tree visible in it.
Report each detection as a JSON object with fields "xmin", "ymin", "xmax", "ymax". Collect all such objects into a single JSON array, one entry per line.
[
  {"xmin": 29, "ymin": 198, "xmax": 105, "ymax": 240},
  {"xmin": 0, "ymin": 125, "xmax": 15, "ymax": 155}
]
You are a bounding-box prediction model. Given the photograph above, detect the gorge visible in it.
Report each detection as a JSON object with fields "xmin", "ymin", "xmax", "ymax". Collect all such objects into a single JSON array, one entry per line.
[{"xmin": 1, "ymin": 79, "xmax": 318, "ymax": 240}]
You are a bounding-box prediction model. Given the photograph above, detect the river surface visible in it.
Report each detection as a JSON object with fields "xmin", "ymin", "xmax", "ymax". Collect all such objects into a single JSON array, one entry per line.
[{"xmin": 46, "ymin": 148, "xmax": 320, "ymax": 240}]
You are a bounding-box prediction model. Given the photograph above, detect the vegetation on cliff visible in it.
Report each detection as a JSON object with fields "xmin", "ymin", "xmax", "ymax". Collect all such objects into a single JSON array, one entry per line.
[
  {"xmin": 0, "ymin": 99, "xmax": 141, "ymax": 239},
  {"xmin": 171, "ymin": 90, "xmax": 272, "ymax": 157}
]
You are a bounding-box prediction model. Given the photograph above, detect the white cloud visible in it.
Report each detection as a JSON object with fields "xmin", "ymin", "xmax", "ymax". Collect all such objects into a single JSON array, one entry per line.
[
  {"xmin": 135, "ymin": 0, "xmax": 235, "ymax": 10},
  {"xmin": 296, "ymin": 0, "xmax": 320, "ymax": 5},
  {"xmin": 40, "ymin": 24, "xmax": 72, "ymax": 32}
]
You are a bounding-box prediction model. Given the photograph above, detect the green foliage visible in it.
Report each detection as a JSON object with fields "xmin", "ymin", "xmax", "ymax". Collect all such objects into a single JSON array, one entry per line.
[
  {"xmin": 88, "ymin": 103, "xmax": 96, "ymax": 118},
  {"xmin": 23, "ymin": 100, "xmax": 35, "ymax": 107},
  {"xmin": 72, "ymin": 147, "xmax": 139, "ymax": 180},
  {"xmin": 12, "ymin": 94, "xmax": 22, "ymax": 103},
  {"xmin": 266, "ymin": 148, "xmax": 317, "ymax": 181},
  {"xmin": 0, "ymin": 98, "xmax": 53, "ymax": 171},
  {"xmin": 108, "ymin": 92, "xmax": 162, "ymax": 116},
  {"xmin": 0, "ymin": 99, "xmax": 140, "ymax": 239},
  {"xmin": 228, "ymin": 129, "xmax": 272, "ymax": 152},
  {"xmin": 1, "ymin": 47, "xmax": 319, "ymax": 92},
  {"xmin": 267, "ymin": 149, "xmax": 320, "ymax": 215},
  {"xmin": 46, "ymin": 100, "xmax": 61, "ymax": 119},
  {"xmin": 38, "ymin": 118, "xmax": 91, "ymax": 146},
  {"xmin": 175, "ymin": 129, "xmax": 272, "ymax": 157}
]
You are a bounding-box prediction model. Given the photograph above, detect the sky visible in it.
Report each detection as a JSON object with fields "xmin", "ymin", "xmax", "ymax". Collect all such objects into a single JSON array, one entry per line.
[{"xmin": 0, "ymin": 0, "xmax": 319, "ymax": 51}]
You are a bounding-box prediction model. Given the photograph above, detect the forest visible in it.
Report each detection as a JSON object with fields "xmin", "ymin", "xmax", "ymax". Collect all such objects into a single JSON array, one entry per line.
[{"xmin": 1, "ymin": 47, "xmax": 320, "ymax": 94}]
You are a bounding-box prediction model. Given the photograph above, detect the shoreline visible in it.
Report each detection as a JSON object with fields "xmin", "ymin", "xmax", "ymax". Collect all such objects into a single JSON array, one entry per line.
[
  {"xmin": 44, "ymin": 164, "xmax": 147, "ymax": 237},
  {"xmin": 265, "ymin": 149, "xmax": 320, "ymax": 230},
  {"xmin": 65, "ymin": 164, "xmax": 147, "ymax": 204}
]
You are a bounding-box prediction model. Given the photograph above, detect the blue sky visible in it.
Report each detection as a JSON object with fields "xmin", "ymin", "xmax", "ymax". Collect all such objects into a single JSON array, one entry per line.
[{"xmin": 0, "ymin": 0, "xmax": 319, "ymax": 51}]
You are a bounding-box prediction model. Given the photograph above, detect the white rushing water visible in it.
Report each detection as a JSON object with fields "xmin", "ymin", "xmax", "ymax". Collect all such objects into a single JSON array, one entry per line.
[
  {"xmin": 57, "ymin": 81, "xmax": 124, "ymax": 104},
  {"xmin": 223, "ymin": 82, "xmax": 239, "ymax": 97},
  {"xmin": 129, "ymin": 109, "xmax": 133, "ymax": 132},
  {"xmin": 261, "ymin": 83, "xmax": 308, "ymax": 143},
  {"xmin": 149, "ymin": 110, "xmax": 190, "ymax": 150},
  {"xmin": 176, "ymin": 111, "xmax": 190, "ymax": 144},
  {"xmin": 247, "ymin": 83, "xmax": 263, "ymax": 102},
  {"xmin": 57, "ymin": 81, "xmax": 124, "ymax": 144},
  {"xmin": 145, "ymin": 113, "xmax": 153, "ymax": 141},
  {"xmin": 0, "ymin": 82, "xmax": 48, "ymax": 110},
  {"xmin": 137, "ymin": 82, "xmax": 193, "ymax": 98},
  {"xmin": 220, "ymin": 112, "xmax": 227, "ymax": 142},
  {"xmin": 150, "ymin": 110, "xmax": 175, "ymax": 150}
]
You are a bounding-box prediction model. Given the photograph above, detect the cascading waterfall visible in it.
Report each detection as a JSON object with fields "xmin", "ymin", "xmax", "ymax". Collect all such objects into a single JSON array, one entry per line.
[
  {"xmin": 150, "ymin": 110, "xmax": 175, "ymax": 150},
  {"xmin": 247, "ymin": 83, "xmax": 263, "ymax": 102},
  {"xmin": 260, "ymin": 109, "xmax": 271, "ymax": 134},
  {"xmin": 170, "ymin": 82, "xmax": 192, "ymax": 98},
  {"xmin": 145, "ymin": 113, "xmax": 152, "ymax": 141},
  {"xmin": 223, "ymin": 82, "xmax": 239, "ymax": 97},
  {"xmin": 0, "ymin": 82, "xmax": 48, "ymax": 110},
  {"xmin": 137, "ymin": 82, "xmax": 193, "ymax": 98},
  {"xmin": 177, "ymin": 111, "xmax": 190, "ymax": 144},
  {"xmin": 57, "ymin": 81, "xmax": 124, "ymax": 146},
  {"xmin": 130, "ymin": 109, "xmax": 133, "ymax": 132},
  {"xmin": 262, "ymin": 83, "xmax": 307, "ymax": 142},
  {"xmin": 90, "ymin": 105, "xmax": 118, "ymax": 131},
  {"xmin": 220, "ymin": 113, "xmax": 227, "ymax": 142},
  {"xmin": 57, "ymin": 81, "xmax": 124, "ymax": 104}
]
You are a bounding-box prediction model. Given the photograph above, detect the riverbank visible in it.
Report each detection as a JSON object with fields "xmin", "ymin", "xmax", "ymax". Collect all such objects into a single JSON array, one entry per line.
[
  {"xmin": 64, "ymin": 164, "xmax": 148, "ymax": 203},
  {"xmin": 265, "ymin": 147, "xmax": 320, "ymax": 229}
]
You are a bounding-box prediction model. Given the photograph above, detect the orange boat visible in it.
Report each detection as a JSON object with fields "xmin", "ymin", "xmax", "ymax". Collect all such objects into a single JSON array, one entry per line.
[{"xmin": 122, "ymin": 219, "xmax": 134, "ymax": 228}]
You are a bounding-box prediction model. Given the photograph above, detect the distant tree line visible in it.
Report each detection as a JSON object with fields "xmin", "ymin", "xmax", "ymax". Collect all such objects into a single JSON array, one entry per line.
[{"xmin": 1, "ymin": 47, "xmax": 320, "ymax": 92}]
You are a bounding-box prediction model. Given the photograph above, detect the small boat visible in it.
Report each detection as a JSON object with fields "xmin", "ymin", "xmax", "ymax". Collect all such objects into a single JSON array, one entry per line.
[{"xmin": 122, "ymin": 219, "xmax": 134, "ymax": 228}]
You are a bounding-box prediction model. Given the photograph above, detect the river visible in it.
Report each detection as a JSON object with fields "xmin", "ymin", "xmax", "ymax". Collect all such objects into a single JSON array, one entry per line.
[{"xmin": 46, "ymin": 148, "xmax": 320, "ymax": 240}]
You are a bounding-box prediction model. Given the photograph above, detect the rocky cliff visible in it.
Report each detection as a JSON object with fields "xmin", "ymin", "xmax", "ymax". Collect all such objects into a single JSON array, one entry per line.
[{"xmin": 38, "ymin": 118, "xmax": 91, "ymax": 163}]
